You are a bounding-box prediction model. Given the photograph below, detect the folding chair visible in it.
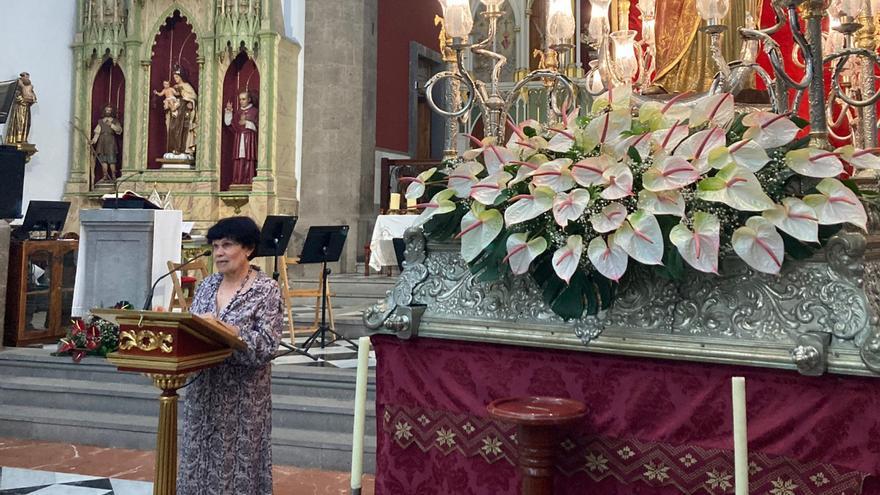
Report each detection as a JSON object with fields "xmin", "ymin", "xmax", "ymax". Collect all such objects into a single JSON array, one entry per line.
[
  {"xmin": 277, "ymin": 255, "xmax": 336, "ymax": 345},
  {"xmin": 167, "ymin": 258, "xmax": 210, "ymax": 312}
]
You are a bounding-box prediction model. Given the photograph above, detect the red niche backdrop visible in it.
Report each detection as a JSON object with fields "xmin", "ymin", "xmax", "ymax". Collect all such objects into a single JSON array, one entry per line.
[
  {"xmin": 90, "ymin": 59, "xmax": 125, "ymax": 185},
  {"xmin": 220, "ymin": 52, "xmax": 260, "ymax": 191},
  {"xmin": 148, "ymin": 10, "xmax": 200, "ymax": 169}
]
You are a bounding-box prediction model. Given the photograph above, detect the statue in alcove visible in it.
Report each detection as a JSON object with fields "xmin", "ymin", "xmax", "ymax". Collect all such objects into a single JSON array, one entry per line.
[
  {"xmin": 224, "ymin": 90, "xmax": 258, "ymax": 185},
  {"xmin": 163, "ymin": 67, "xmax": 198, "ymax": 159},
  {"xmin": 91, "ymin": 105, "xmax": 122, "ymax": 182}
]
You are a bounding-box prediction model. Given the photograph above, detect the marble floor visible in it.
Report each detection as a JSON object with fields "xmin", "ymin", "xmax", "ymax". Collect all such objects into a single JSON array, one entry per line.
[{"xmin": 0, "ymin": 439, "xmax": 375, "ymax": 494}]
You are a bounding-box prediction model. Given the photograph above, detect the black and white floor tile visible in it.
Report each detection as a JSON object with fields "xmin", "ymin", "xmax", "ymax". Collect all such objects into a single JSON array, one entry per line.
[
  {"xmin": 273, "ymin": 334, "xmax": 376, "ymax": 369},
  {"xmin": 0, "ymin": 467, "xmax": 151, "ymax": 495}
]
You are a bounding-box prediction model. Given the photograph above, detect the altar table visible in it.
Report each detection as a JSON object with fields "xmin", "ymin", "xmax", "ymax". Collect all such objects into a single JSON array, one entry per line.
[
  {"xmin": 368, "ymin": 215, "xmax": 418, "ymax": 272},
  {"xmin": 372, "ymin": 335, "xmax": 880, "ymax": 495}
]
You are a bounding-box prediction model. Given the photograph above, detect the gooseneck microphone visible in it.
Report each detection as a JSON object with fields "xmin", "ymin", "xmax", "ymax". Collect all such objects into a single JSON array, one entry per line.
[
  {"xmin": 113, "ymin": 170, "xmax": 146, "ymax": 210},
  {"xmin": 142, "ymin": 249, "xmax": 212, "ymax": 311}
]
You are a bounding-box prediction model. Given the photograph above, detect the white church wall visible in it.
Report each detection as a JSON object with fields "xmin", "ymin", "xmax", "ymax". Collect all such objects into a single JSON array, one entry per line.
[
  {"xmin": 0, "ymin": 0, "xmax": 76, "ymax": 217},
  {"xmin": 282, "ymin": 0, "xmax": 306, "ymax": 201}
]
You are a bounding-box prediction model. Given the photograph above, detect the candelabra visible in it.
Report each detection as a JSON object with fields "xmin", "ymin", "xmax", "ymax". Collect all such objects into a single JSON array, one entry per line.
[{"xmin": 426, "ymin": 0, "xmax": 577, "ymax": 145}]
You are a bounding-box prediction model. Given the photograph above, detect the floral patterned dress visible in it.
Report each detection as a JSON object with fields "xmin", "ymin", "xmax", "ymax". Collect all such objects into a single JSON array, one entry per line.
[{"xmin": 177, "ymin": 270, "xmax": 283, "ymax": 495}]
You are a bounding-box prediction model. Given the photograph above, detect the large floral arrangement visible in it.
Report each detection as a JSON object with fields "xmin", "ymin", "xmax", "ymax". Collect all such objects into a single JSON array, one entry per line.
[{"xmin": 407, "ymin": 87, "xmax": 875, "ymax": 320}]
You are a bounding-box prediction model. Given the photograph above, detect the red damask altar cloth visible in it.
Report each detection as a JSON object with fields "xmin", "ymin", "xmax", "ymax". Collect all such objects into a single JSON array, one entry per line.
[{"xmin": 372, "ymin": 335, "xmax": 880, "ymax": 495}]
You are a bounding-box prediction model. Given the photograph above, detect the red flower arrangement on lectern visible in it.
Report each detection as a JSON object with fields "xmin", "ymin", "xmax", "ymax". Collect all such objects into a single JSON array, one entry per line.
[
  {"xmin": 56, "ymin": 301, "xmax": 130, "ymax": 363},
  {"xmin": 410, "ymin": 86, "xmax": 876, "ymax": 320}
]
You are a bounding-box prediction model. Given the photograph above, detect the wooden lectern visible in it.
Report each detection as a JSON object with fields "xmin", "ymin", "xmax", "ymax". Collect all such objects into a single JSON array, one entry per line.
[{"xmin": 96, "ymin": 309, "xmax": 245, "ymax": 495}]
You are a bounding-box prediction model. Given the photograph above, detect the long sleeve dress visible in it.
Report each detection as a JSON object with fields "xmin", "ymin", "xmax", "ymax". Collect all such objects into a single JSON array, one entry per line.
[{"xmin": 177, "ymin": 270, "xmax": 283, "ymax": 495}]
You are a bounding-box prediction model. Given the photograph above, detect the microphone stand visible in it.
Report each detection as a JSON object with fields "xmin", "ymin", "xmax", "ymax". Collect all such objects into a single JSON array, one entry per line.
[
  {"xmin": 142, "ymin": 249, "xmax": 211, "ymax": 311},
  {"xmin": 114, "ymin": 170, "xmax": 145, "ymax": 210}
]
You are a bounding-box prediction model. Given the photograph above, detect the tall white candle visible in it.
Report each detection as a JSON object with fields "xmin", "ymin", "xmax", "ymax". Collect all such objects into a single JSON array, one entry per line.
[
  {"xmin": 350, "ymin": 336, "xmax": 371, "ymax": 493},
  {"xmin": 732, "ymin": 377, "xmax": 749, "ymax": 495},
  {"xmin": 389, "ymin": 193, "xmax": 401, "ymax": 211}
]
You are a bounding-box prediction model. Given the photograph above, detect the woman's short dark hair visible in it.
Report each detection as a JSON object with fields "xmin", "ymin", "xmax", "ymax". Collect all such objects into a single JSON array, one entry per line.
[{"xmin": 207, "ymin": 216, "xmax": 261, "ymax": 259}]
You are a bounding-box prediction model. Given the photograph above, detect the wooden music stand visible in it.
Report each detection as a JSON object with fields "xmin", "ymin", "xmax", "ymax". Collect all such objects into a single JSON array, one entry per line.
[{"xmin": 95, "ymin": 308, "xmax": 245, "ymax": 495}]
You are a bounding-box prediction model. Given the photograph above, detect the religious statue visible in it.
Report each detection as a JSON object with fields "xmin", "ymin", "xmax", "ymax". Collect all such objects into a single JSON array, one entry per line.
[
  {"xmin": 163, "ymin": 68, "xmax": 197, "ymax": 159},
  {"xmin": 90, "ymin": 105, "xmax": 122, "ymax": 183},
  {"xmin": 4, "ymin": 72, "xmax": 37, "ymax": 146},
  {"xmin": 224, "ymin": 91, "xmax": 258, "ymax": 185},
  {"xmin": 154, "ymin": 80, "xmax": 179, "ymax": 111}
]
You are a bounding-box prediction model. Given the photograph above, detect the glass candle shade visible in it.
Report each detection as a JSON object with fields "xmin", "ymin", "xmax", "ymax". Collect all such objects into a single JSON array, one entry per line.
[
  {"xmin": 641, "ymin": 17, "xmax": 655, "ymax": 45},
  {"xmin": 588, "ymin": 0, "xmax": 612, "ymax": 42},
  {"xmin": 442, "ymin": 0, "xmax": 473, "ymax": 38},
  {"xmin": 548, "ymin": 0, "xmax": 576, "ymax": 45},
  {"xmin": 637, "ymin": 0, "xmax": 656, "ymax": 18},
  {"xmin": 611, "ymin": 30, "xmax": 639, "ymax": 80},
  {"xmin": 695, "ymin": 0, "xmax": 729, "ymax": 22},
  {"xmin": 839, "ymin": 0, "xmax": 863, "ymax": 17}
]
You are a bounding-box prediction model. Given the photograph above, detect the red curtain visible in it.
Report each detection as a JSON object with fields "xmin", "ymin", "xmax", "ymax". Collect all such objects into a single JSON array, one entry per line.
[
  {"xmin": 147, "ymin": 10, "xmax": 200, "ymax": 169},
  {"xmin": 90, "ymin": 59, "xmax": 125, "ymax": 184},
  {"xmin": 220, "ymin": 52, "xmax": 260, "ymax": 190}
]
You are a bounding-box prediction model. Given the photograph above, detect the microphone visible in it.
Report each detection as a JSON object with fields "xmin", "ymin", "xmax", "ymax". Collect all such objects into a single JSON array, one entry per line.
[
  {"xmin": 113, "ymin": 170, "xmax": 145, "ymax": 210},
  {"xmin": 142, "ymin": 249, "xmax": 212, "ymax": 311}
]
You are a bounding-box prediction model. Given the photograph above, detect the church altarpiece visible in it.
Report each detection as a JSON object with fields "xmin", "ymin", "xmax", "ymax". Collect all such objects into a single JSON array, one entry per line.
[{"xmin": 64, "ymin": 0, "xmax": 300, "ymax": 232}]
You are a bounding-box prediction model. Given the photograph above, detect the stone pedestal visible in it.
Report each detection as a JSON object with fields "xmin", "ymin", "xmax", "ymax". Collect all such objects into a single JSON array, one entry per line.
[{"xmin": 72, "ymin": 209, "xmax": 182, "ymax": 316}]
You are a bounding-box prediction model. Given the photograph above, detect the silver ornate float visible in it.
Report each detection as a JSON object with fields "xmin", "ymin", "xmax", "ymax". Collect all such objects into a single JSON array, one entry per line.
[{"xmin": 364, "ymin": 226, "xmax": 880, "ymax": 377}]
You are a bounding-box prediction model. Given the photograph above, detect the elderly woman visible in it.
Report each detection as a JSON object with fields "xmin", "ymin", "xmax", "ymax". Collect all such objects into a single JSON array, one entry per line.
[{"xmin": 177, "ymin": 216, "xmax": 282, "ymax": 495}]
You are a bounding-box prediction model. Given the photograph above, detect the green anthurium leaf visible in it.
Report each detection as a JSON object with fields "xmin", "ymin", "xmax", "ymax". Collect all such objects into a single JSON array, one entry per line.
[
  {"xmin": 592, "ymin": 273, "xmax": 616, "ymax": 310},
  {"xmin": 628, "ymin": 146, "xmax": 642, "ymax": 163},
  {"xmin": 779, "ymin": 230, "xmax": 817, "ymax": 261},
  {"xmin": 524, "ymin": 126, "xmax": 537, "ymax": 138},
  {"xmin": 790, "ymin": 115, "xmax": 809, "ymax": 129},
  {"xmin": 550, "ymin": 269, "xmax": 588, "ymax": 320}
]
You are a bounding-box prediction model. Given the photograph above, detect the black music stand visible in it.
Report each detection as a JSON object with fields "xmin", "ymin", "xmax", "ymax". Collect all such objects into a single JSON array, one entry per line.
[
  {"xmin": 254, "ymin": 215, "xmax": 307, "ymax": 359},
  {"xmin": 13, "ymin": 201, "xmax": 71, "ymax": 240},
  {"xmin": 296, "ymin": 225, "xmax": 356, "ymax": 357}
]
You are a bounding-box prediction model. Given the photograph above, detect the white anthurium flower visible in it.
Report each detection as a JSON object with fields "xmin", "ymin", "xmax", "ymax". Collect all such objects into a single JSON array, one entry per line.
[
  {"xmin": 803, "ymin": 178, "xmax": 868, "ymax": 231},
  {"xmin": 642, "ymin": 155, "xmax": 700, "ymax": 192},
  {"xmin": 689, "ymin": 93, "xmax": 735, "ymax": 129},
  {"xmin": 547, "ymin": 105, "xmax": 581, "ymax": 152},
  {"xmin": 403, "ymin": 167, "xmax": 437, "ymax": 200},
  {"xmin": 615, "ymin": 210, "xmax": 664, "ymax": 265},
  {"xmin": 649, "ymin": 123, "xmax": 690, "ymax": 154},
  {"xmin": 587, "ymin": 234, "xmax": 629, "ymax": 281},
  {"xmin": 591, "ymin": 83, "xmax": 633, "ymax": 113},
  {"xmin": 552, "ymin": 235, "xmax": 584, "ymax": 284},
  {"xmin": 583, "ymin": 109, "xmax": 632, "ymax": 153},
  {"xmin": 481, "ymin": 143, "xmax": 516, "ymax": 174},
  {"xmin": 836, "ymin": 145, "xmax": 880, "ymax": 170},
  {"xmin": 785, "ymin": 148, "xmax": 844, "ymax": 178},
  {"xmin": 707, "ymin": 139, "xmax": 770, "ymax": 172},
  {"xmin": 506, "ymin": 119, "xmax": 547, "ymax": 160},
  {"xmin": 599, "ymin": 163, "xmax": 634, "ymax": 200},
  {"xmin": 638, "ymin": 189, "xmax": 686, "ymax": 217},
  {"xmin": 470, "ymin": 171, "xmax": 512, "ymax": 205},
  {"xmin": 742, "ymin": 111, "xmax": 800, "ymax": 149},
  {"xmin": 696, "ymin": 164, "xmax": 775, "ymax": 212},
  {"xmin": 572, "ymin": 155, "xmax": 614, "ymax": 187},
  {"xmin": 412, "ymin": 189, "xmax": 457, "ymax": 227},
  {"xmin": 461, "ymin": 135, "xmax": 496, "ymax": 161},
  {"xmin": 552, "ymin": 188, "xmax": 591, "ymax": 227},
  {"xmin": 611, "ymin": 132, "xmax": 652, "ymax": 161},
  {"xmin": 457, "ymin": 204, "xmax": 504, "ymax": 263},
  {"xmin": 504, "ymin": 186, "xmax": 556, "ymax": 226},
  {"xmin": 503, "ymin": 233, "xmax": 548, "ymax": 275},
  {"xmin": 447, "ymin": 161, "xmax": 484, "ymax": 198},
  {"xmin": 670, "ymin": 212, "xmax": 720, "ymax": 274},
  {"xmin": 732, "ymin": 216, "xmax": 785, "ymax": 275},
  {"xmin": 528, "ymin": 159, "xmax": 576, "ymax": 193},
  {"xmin": 762, "ymin": 197, "xmax": 819, "ymax": 243},
  {"xmin": 511, "ymin": 155, "xmax": 549, "ymax": 184},
  {"xmin": 638, "ymin": 92, "xmax": 694, "ymax": 130},
  {"xmin": 673, "ymin": 126, "xmax": 726, "ymax": 173},
  {"xmin": 590, "ymin": 202, "xmax": 628, "ymax": 233}
]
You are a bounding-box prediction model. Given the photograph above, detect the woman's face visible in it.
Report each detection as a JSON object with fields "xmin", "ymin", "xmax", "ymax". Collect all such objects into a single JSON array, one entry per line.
[
  {"xmin": 173, "ymin": 73, "xmax": 182, "ymax": 84},
  {"xmin": 212, "ymin": 238, "xmax": 253, "ymax": 275}
]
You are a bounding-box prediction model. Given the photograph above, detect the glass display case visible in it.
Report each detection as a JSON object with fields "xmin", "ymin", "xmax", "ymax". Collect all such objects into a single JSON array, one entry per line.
[{"xmin": 4, "ymin": 239, "xmax": 78, "ymax": 346}]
